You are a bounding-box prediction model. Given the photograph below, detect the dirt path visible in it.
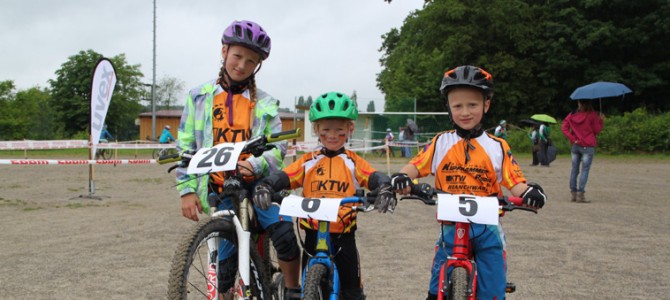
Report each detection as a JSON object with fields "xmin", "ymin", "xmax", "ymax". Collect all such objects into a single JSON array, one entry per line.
[{"xmin": 1, "ymin": 154, "xmax": 669, "ymax": 299}]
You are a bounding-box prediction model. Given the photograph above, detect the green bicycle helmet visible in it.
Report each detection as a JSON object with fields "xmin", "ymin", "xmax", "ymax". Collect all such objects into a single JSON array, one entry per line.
[{"xmin": 309, "ymin": 92, "xmax": 358, "ymax": 122}]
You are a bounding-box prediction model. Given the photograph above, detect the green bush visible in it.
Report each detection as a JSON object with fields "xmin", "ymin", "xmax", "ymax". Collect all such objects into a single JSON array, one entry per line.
[
  {"xmin": 505, "ymin": 108, "xmax": 670, "ymax": 155},
  {"xmin": 599, "ymin": 108, "xmax": 670, "ymax": 153}
]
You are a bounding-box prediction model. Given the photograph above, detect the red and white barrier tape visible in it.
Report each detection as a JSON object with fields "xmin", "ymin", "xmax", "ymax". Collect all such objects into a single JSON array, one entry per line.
[
  {"xmin": 0, "ymin": 140, "xmax": 88, "ymax": 150},
  {"xmin": 0, "ymin": 159, "xmax": 156, "ymax": 165},
  {"xmin": 0, "ymin": 140, "xmax": 175, "ymax": 150}
]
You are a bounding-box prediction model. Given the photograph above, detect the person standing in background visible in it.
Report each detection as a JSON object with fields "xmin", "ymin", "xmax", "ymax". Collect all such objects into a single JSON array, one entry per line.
[
  {"xmin": 528, "ymin": 123, "xmax": 540, "ymax": 166},
  {"xmin": 494, "ymin": 119, "xmax": 508, "ymax": 139},
  {"xmin": 561, "ymin": 100, "xmax": 604, "ymax": 203},
  {"xmin": 385, "ymin": 127, "xmax": 395, "ymax": 157},
  {"xmin": 538, "ymin": 122, "xmax": 552, "ymax": 166}
]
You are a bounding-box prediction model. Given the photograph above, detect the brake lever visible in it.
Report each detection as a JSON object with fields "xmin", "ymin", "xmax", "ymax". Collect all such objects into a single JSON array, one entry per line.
[
  {"xmin": 250, "ymin": 144, "xmax": 276, "ymax": 158},
  {"xmin": 167, "ymin": 164, "xmax": 179, "ymax": 173},
  {"xmin": 515, "ymin": 205, "xmax": 538, "ymax": 214}
]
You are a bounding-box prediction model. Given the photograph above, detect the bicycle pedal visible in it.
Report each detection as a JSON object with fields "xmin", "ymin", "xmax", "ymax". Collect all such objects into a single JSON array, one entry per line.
[{"xmin": 506, "ymin": 282, "xmax": 516, "ymax": 293}]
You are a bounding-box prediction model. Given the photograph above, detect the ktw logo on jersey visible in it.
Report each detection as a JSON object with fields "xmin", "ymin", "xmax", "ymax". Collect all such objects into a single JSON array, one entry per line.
[
  {"xmin": 310, "ymin": 180, "xmax": 350, "ymax": 193},
  {"xmin": 214, "ymin": 128, "xmax": 251, "ymax": 142},
  {"xmin": 445, "ymin": 175, "xmax": 466, "ymax": 182}
]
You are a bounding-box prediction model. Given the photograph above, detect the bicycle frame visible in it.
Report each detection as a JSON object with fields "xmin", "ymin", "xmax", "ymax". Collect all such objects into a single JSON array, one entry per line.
[
  {"xmin": 403, "ymin": 183, "xmax": 536, "ymax": 300},
  {"xmin": 436, "ymin": 221, "xmax": 476, "ymax": 300},
  {"xmin": 299, "ymin": 197, "xmax": 367, "ymax": 300},
  {"xmin": 205, "ymin": 188, "xmax": 257, "ymax": 300}
]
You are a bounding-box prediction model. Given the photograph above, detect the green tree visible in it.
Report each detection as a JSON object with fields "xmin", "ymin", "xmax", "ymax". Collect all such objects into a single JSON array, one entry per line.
[
  {"xmin": 0, "ymin": 81, "xmax": 55, "ymax": 140},
  {"xmin": 0, "ymin": 81, "xmax": 20, "ymax": 140},
  {"xmin": 367, "ymin": 100, "xmax": 376, "ymax": 112},
  {"xmin": 49, "ymin": 49, "xmax": 145, "ymax": 140},
  {"xmin": 15, "ymin": 87, "xmax": 57, "ymax": 139},
  {"xmin": 378, "ymin": 0, "xmax": 670, "ymax": 127}
]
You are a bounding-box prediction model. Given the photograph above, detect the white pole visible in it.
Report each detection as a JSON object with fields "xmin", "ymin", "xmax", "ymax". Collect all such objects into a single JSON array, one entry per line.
[{"xmin": 151, "ymin": 0, "xmax": 157, "ymax": 141}]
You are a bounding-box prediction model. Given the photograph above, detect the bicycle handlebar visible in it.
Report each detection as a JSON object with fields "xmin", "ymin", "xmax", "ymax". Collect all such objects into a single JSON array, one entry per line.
[
  {"xmin": 400, "ymin": 183, "xmax": 537, "ymax": 214},
  {"xmin": 157, "ymin": 129, "xmax": 301, "ymax": 173},
  {"xmin": 274, "ymin": 189, "xmax": 378, "ymax": 212}
]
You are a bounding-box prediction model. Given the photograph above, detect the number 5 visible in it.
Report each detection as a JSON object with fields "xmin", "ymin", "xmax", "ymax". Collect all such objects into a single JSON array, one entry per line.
[{"xmin": 458, "ymin": 196, "xmax": 478, "ymax": 217}]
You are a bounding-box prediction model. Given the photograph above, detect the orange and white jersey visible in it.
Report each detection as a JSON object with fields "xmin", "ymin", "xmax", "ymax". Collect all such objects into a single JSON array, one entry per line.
[
  {"xmin": 284, "ymin": 149, "xmax": 376, "ymax": 233},
  {"xmin": 411, "ymin": 130, "xmax": 526, "ymax": 196}
]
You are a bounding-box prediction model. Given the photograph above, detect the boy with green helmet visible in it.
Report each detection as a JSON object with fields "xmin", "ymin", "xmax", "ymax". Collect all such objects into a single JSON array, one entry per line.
[{"xmin": 253, "ymin": 92, "xmax": 396, "ymax": 300}]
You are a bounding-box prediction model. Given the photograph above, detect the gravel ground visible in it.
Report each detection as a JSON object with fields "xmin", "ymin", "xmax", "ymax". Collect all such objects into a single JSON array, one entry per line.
[{"xmin": 1, "ymin": 153, "xmax": 668, "ymax": 299}]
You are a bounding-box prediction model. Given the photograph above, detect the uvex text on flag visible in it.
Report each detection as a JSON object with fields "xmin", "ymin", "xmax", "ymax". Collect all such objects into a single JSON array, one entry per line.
[{"xmin": 90, "ymin": 58, "xmax": 117, "ymax": 154}]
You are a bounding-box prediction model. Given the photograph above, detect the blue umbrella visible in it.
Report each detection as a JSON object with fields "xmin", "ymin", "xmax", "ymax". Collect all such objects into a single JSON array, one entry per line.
[
  {"xmin": 570, "ymin": 81, "xmax": 632, "ymax": 100},
  {"xmin": 570, "ymin": 81, "xmax": 632, "ymax": 112}
]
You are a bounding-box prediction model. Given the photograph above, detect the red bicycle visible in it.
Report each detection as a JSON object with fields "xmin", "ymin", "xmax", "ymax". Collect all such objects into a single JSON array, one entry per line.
[{"xmin": 402, "ymin": 183, "xmax": 538, "ymax": 300}]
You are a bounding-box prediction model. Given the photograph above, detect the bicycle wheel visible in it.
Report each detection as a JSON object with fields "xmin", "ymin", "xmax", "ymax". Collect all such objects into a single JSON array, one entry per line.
[
  {"xmin": 261, "ymin": 235, "xmax": 286, "ymax": 300},
  {"xmin": 101, "ymin": 149, "xmax": 111, "ymax": 160},
  {"xmin": 302, "ymin": 264, "xmax": 330, "ymax": 300},
  {"xmin": 152, "ymin": 148, "xmax": 161, "ymax": 159},
  {"xmin": 447, "ymin": 267, "xmax": 469, "ymax": 300},
  {"xmin": 167, "ymin": 217, "xmax": 272, "ymax": 300}
]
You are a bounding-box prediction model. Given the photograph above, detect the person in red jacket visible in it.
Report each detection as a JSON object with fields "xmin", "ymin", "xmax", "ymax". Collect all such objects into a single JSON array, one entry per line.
[{"xmin": 561, "ymin": 100, "xmax": 605, "ymax": 203}]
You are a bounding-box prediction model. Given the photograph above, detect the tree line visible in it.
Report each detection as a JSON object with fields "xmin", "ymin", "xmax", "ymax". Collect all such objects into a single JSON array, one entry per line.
[
  {"xmin": 378, "ymin": 0, "xmax": 669, "ymax": 128},
  {"xmin": 0, "ymin": 49, "xmax": 184, "ymax": 141}
]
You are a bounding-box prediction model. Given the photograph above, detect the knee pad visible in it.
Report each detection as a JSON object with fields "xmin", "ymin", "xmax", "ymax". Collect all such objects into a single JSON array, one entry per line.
[{"xmin": 267, "ymin": 222, "xmax": 299, "ymax": 261}]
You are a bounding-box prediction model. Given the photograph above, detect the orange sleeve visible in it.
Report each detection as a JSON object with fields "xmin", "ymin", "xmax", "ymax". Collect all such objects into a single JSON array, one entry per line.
[
  {"xmin": 500, "ymin": 141, "xmax": 527, "ymax": 190},
  {"xmin": 410, "ymin": 135, "xmax": 438, "ymax": 178},
  {"xmin": 350, "ymin": 151, "xmax": 376, "ymax": 189},
  {"xmin": 283, "ymin": 152, "xmax": 311, "ymax": 190}
]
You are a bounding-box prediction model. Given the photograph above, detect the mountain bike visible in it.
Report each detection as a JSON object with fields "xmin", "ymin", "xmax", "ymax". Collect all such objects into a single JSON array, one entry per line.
[
  {"xmin": 401, "ymin": 183, "xmax": 538, "ymax": 300},
  {"xmin": 276, "ymin": 190, "xmax": 376, "ymax": 300},
  {"xmin": 153, "ymin": 143, "xmax": 178, "ymax": 159},
  {"xmin": 159, "ymin": 129, "xmax": 300, "ymax": 300}
]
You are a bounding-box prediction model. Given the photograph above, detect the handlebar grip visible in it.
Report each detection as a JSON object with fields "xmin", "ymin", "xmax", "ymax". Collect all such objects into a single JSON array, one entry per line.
[
  {"xmin": 267, "ymin": 129, "xmax": 301, "ymax": 143},
  {"xmin": 507, "ymin": 196, "xmax": 523, "ymax": 206},
  {"xmin": 158, "ymin": 153, "xmax": 181, "ymax": 164}
]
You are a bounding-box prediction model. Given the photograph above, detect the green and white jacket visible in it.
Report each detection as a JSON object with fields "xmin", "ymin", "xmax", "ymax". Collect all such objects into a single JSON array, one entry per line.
[{"xmin": 175, "ymin": 79, "xmax": 286, "ymax": 212}]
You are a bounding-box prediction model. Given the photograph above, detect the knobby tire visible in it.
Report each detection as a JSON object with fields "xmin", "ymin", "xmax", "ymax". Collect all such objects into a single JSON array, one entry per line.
[
  {"xmin": 448, "ymin": 267, "xmax": 469, "ymax": 300},
  {"xmin": 303, "ymin": 264, "xmax": 330, "ymax": 300},
  {"xmin": 167, "ymin": 216, "xmax": 271, "ymax": 300},
  {"xmin": 261, "ymin": 235, "xmax": 286, "ymax": 300}
]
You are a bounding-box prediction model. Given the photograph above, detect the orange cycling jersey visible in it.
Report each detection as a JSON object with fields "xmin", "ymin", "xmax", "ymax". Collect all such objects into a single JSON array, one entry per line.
[
  {"xmin": 283, "ymin": 149, "xmax": 377, "ymax": 233},
  {"xmin": 411, "ymin": 130, "xmax": 526, "ymax": 197},
  {"xmin": 210, "ymin": 90, "xmax": 254, "ymax": 185}
]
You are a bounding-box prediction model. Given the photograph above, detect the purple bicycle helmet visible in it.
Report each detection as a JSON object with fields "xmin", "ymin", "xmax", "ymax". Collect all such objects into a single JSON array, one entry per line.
[{"xmin": 221, "ymin": 20, "xmax": 271, "ymax": 60}]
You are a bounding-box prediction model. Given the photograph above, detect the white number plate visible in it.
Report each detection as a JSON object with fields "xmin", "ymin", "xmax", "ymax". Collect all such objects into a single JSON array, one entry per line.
[
  {"xmin": 279, "ymin": 195, "xmax": 342, "ymax": 222},
  {"xmin": 436, "ymin": 194, "xmax": 499, "ymax": 225},
  {"xmin": 187, "ymin": 143, "xmax": 245, "ymax": 174}
]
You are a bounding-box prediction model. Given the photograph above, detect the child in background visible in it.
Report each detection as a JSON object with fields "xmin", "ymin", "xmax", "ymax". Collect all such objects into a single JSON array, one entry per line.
[
  {"xmin": 253, "ymin": 92, "xmax": 397, "ymax": 300},
  {"xmin": 391, "ymin": 65, "xmax": 547, "ymax": 300}
]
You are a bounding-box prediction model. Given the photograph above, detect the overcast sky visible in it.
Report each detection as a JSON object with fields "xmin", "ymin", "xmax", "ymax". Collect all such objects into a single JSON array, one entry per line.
[{"xmin": 1, "ymin": 0, "xmax": 425, "ymax": 111}]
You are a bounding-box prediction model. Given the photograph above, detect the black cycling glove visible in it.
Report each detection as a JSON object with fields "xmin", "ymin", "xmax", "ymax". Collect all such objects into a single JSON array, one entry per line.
[
  {"xmin": 374, "ymin": 184, "xmax": 397, "ymax": 214},
  {"xmin": 521, "ymin": 183, "xmax": 547, "ymax": 208},
  {"xmin": 391, "ymin": 173, "xmax": 413, "ymax": 191},
  {"xmin": 252, "ymin": 183, "xmax": 274, "ymax": 210}
]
